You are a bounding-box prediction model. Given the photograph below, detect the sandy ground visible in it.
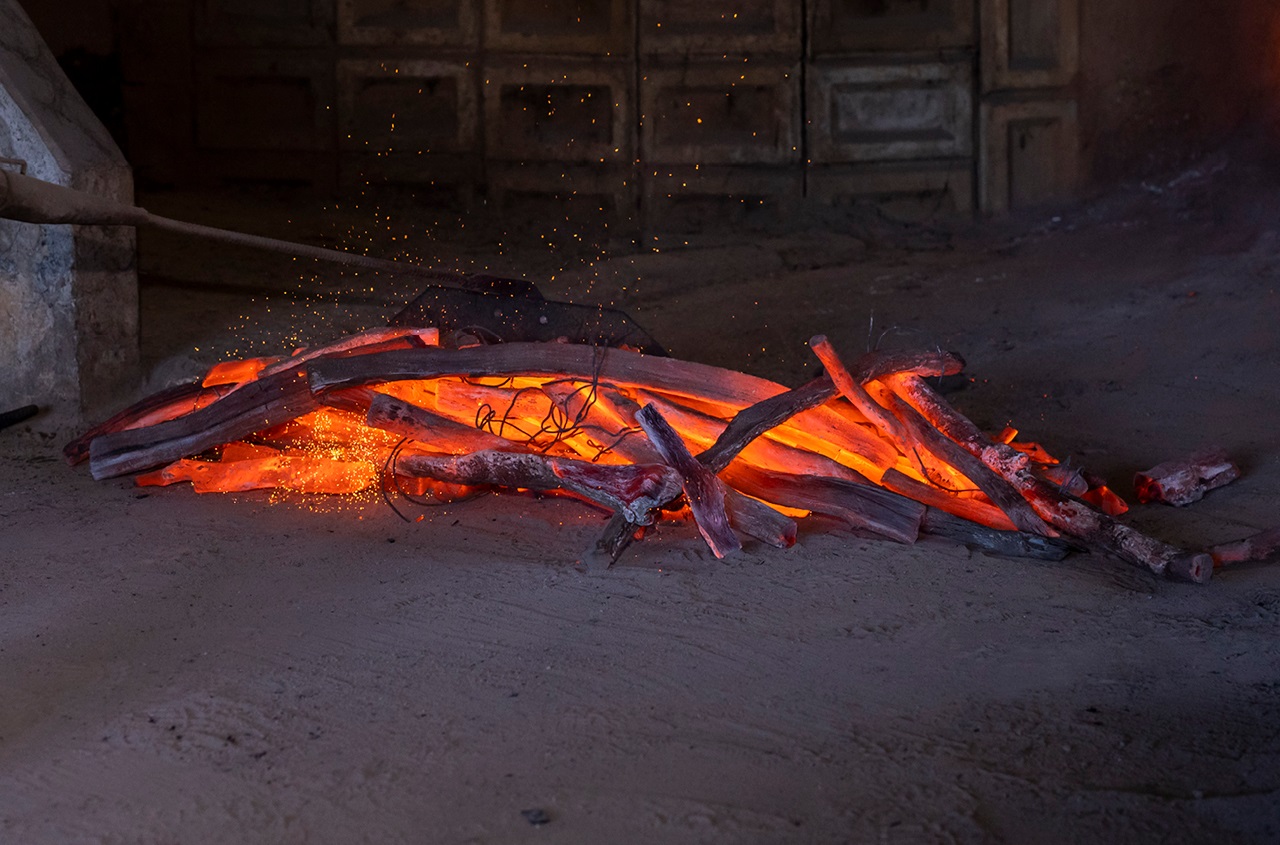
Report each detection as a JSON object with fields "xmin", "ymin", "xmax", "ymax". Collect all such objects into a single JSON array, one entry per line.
[{"xmin": 2, "ymin": 153, "xmax": 1279, "ymax": 843}]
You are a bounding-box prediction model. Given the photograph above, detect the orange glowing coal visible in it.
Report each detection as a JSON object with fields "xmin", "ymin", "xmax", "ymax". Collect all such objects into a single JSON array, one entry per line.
[{"xmin": 72, "ymin": 327, "xmax": 1217, "ymax": 582}]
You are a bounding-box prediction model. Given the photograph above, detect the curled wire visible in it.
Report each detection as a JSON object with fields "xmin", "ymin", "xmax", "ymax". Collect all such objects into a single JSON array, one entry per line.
[{"xmin": 379, "ymin": 437, "xmax": 488, "ymax": 523}]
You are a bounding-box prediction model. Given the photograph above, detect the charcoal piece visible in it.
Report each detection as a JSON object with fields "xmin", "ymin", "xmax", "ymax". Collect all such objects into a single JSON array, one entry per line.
[{"xmin": 520, "ymin": 809, "xmax": 551, "ymax": 826}]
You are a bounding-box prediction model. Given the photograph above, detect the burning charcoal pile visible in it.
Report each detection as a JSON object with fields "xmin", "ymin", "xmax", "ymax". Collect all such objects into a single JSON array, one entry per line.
[{"xmin": 66, "ymin": 327, "xmax": 1270, "ymax": 584}]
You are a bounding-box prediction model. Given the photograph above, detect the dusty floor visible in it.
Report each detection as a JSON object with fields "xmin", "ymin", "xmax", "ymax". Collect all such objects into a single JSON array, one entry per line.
[{"xmin": 2, "ymin": 152, "xmax": 1280, "ymax": 843}]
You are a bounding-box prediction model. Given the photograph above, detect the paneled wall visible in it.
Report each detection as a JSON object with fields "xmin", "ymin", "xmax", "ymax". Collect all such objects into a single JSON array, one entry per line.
[{"xmin": 27, "ymin": 0, "xmax": 1094, "ymax": 219}]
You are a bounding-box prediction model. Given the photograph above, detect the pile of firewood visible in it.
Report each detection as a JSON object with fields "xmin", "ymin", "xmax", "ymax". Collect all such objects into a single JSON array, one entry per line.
[{"xmin": 66, "ymin": 327, "xmax": 1273, "ymax": 583}]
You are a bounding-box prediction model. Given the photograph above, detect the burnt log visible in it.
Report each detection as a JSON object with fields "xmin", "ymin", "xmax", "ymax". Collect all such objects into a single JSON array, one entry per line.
[
  {"xmin": 879, "ymin": 468, "xmax": 1017, "ymax": 532},
  {"xmin": 884, "ymin": 372, "xmax": 1214, "ymax": 583},
  {"xmin": 636, "ymin": 404, "xmax": 741, "ymax": 559},
  {"xmin": 396, "ymin": 450, "xmax": 681, "ymax": 525},
  {"xmin": 1208, "ymin": 527, "xmax": 1280, "ymax": 568},
  {"xmin": 308, "ymin": 343, "xmax": 792, "ymax": 410},
  {"xmin": 89, "ymin": 366, "xmax": 320, "ymax": 480},
  {"xmin": 809, "ymin": 336, "xmax": 1051, "ymax": 537},
  {"xmin": 720, "ymin": 464, "xmax": 923, "ymax": 545},
  {"xmin": 1134, "ymin": 448, "xmax": 1240, "ymax": 506},
  {"xmin": 920, "ymin": 508, "xmax": 1075, "ymax": 561},
  {"xmin": 64, "ymin": 380, "xmax": 223, "ymax": 465},
  {"xmin": 366, "ymin": 391, "xmax": 524, "ymax": 454},
  {"xmin": 721, "ymin": 489, "xmax": 798, "ymax": 549}
]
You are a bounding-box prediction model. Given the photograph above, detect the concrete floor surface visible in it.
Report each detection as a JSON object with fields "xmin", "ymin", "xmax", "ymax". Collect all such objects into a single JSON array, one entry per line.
[{"xmin": 2, "ymin": 157, "xmax": 1279, "ymax": 843}]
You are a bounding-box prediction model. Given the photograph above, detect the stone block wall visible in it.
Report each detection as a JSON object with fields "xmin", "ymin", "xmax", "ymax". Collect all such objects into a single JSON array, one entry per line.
[{"xmin": 1, "ymin": 0, "xmax": 138, "ymax": 431}]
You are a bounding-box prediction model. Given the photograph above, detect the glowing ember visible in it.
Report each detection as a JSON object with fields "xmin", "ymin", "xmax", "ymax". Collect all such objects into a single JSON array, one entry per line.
[{"xmin": 68, "ymin": 329, "xmax": 1231, "ymax": 584}]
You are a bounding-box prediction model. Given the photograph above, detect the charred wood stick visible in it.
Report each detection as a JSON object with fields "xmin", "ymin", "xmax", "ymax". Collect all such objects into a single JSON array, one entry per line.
[
  {"xmin": 879, "ymin": 468, "xmax": 1017, "ymax": 532},
  {"xmin": 693, "ymin": 377, "xmax": 834, "ymax": 471},
  {"xmin": 920, "ymin": 508, "xmax": 1075, "ymax": 561},
  {"xmin": 636, "ymin": 404, "xmax": 741, "ymax": 559},
  {"xmin": 549, "ymin": 457, "xmax": 683, "ymax": 525},
  {"xmin": 808, "ymin": 337, "xmax": 1051, "ymax": 536},
  {"xmin": 1134, "ymin": 448, "xmax": 1240, "ymax": 506},
  {"xmin": 541, "ymin": 381, "xmax": 662, "ymax": 465},
  {"xmin": 635, "ymin": 390, "xmax": 872, "ymax": 485},
  {"xmin": 873, "ymin": 385, "xmax": 1054, "ymax": 536},
  {"xmin": 70, "ymin": 331, "xmax": 436, "ymax": 465},
  {"xmin": 314, "ymin": 386, "xmax": 378, "ymax": 415},
  {"xmin": 396, "ymin": 450, "xmax": 681, "ymax": 525},
  {"xmin": 584, "ymin": 388, "xmax": 797, "ymax": 546},
  {"xmin": 365, "ymin": 392, "xmax": 524, "ymax": 454},
  {"xmin": 307, "ymin": 343, "xmax": 793, "ymax": 410},
  {"xmin": 593, "ymin": 511, "xmax": 643, "ymax": 563},
  {"xmin": 256, "ymin": 327, "xmax": 439, "ymax": 382},
  {"xmin": 1208, "ymin": 527, "xmax": 1280, "ymax": 568},
  {"xmin": 692, "ymin": 345, "xmax": 963, "ymax": 476},
  {"xmin": 721, "ymin": 489, "xmax": 798, "ymax": 549},
  {"xmin": 720, "ymin": 464, "xmax": 923, "ymax": 544},
  {"xmin": 88, "ymin": 366, "xmax": 320, "ymax": 480},
  {"xmin": 808, "ymin": 336, "xmax": 911, "ymax": 445},
  {"xmin": 885, "ymin": 373, "xmax": 1214, "ymax": 582},
  {"xmin": 589, "ymin": 347, "xmax": 964, "ymax": 562},
  {"xmin": 571, "ymin": 388, "xmax": 797, "ymax": 549},
  {"xmin": 886, "ymin": 373, "xmax": 1047, "ymax": 483},
  {"xmin": 64, "ymin": 380, "xmax": 226, "ymax": 465},
  {"xmin": 1024, "ymin": 483, "xmax": 1213, "ymax": 582}
]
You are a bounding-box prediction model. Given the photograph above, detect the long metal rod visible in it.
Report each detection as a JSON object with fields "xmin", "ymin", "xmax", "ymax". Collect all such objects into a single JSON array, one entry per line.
[
  {"xmin": 0, "ymin": 168, "xmax": 538, "ymax": 296},
  {"xmin": 140, "ymin": 212, "xmax": 509, "ymax": 290}
]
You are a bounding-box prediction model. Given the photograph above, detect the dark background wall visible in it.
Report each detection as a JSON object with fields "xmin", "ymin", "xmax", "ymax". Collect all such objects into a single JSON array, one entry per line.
[
  {"xmin": 1078, "ymin": 0, "xmax": 1280, "ymax": 182},
  {"xmin": 18, "ymin": 0, "xmax": 1280, "ymax": 216}
]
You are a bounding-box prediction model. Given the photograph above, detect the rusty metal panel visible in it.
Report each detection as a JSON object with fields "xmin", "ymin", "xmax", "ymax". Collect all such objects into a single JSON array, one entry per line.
[
  {"xmin": 638, "ymin": 0, "xmax": 800, "ymax": 56},
  {"xmin": 484, "ymin": 0, "xmax": 632, "ymax": 54},
  {"xmin": 338, "ymin": 58, "xmax": 478, "ymax": 154},
  {"xmin": 640, "ymin": 61, "xmax": 800, "ymax": 165},
  {"xmin": 483, "ymin": 59, "xmax": 633, "ymax": 162},
  {"xmin": 809, "ymin": 0, "xmax": 974, "ymax": 55},
  {"xmin": 337, "ymin": 0, "xmax": 479, "ymax": 46},
  {"xmin": 980, "ymin": 0, "xmax": 1078, "ymax": 91},
  {"xmin": 979, "ymin": 97, "xmax": 1078, "ymax": 213},
  {"xmin": 196, "ymin": 0, "xmax": 335, "ymax": 46},
  {"xmin": 195, "ymin": 51, "xmax": 336, "ymax": 151},
  {"xmin": 808, "ymin": 59, "xmax": 973, "ymax": 163}
]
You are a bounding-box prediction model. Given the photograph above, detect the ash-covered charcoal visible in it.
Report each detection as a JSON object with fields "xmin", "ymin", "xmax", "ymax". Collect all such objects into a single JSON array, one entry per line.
[{"xmin": 388, "ymin": 285, "xmax": 666, "ymax": 356}]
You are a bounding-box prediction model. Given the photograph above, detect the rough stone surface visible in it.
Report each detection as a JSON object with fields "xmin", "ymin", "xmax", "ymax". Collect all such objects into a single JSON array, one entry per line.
[{"xmin": 0, "ymin": 0, "xmax": 137, "ymax": 432}]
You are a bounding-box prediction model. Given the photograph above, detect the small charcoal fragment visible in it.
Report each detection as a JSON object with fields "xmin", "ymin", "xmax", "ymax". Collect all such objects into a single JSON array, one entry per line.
[{"xmin": 520, "ymin": 808, "xmax": 551, "ymax": 826}]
